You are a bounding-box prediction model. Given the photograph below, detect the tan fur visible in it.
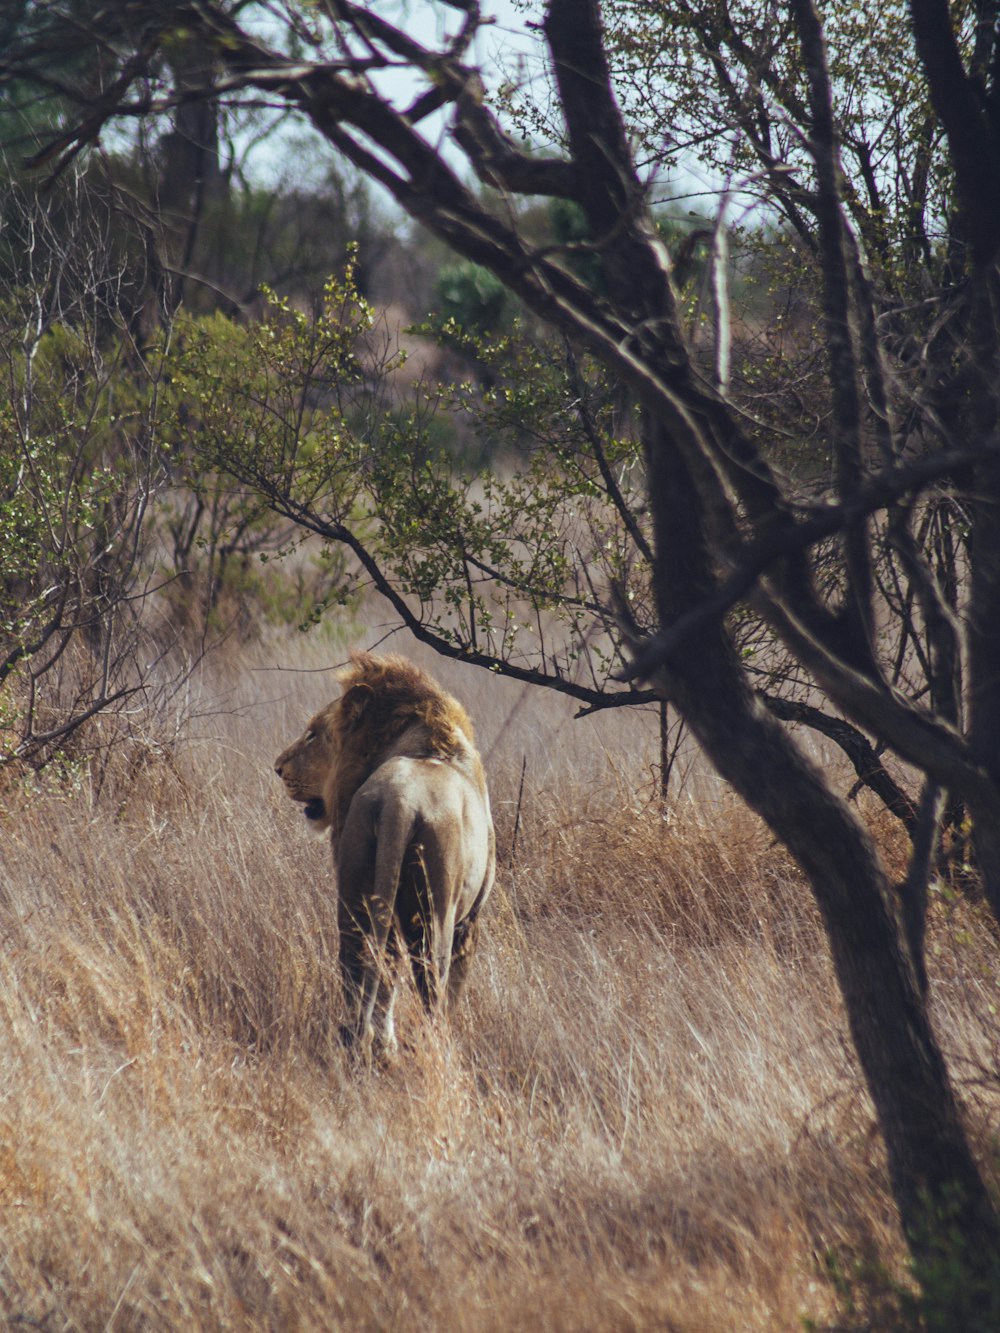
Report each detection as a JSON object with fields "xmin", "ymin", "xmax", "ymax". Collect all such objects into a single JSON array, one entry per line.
[{"xmin": 274, "ymin": 652, "xmax": 495, "ymax": 1058}]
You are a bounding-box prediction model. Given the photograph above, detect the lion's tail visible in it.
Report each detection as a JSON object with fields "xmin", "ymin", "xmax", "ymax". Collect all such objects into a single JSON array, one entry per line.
[{"xmin": 374, "ymin": 808, "xmax": 455, "ymax": 1006}]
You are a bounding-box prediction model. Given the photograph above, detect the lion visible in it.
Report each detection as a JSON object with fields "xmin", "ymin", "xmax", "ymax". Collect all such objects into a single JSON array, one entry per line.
[{"xmin": 274, "ymin": 652, "xmax": 495, "ymax": 1058}]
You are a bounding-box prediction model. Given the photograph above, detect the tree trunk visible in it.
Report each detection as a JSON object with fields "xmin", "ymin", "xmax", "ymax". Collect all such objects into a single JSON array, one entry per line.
[
  {"xmin": 965, "ymin": 277, "xmax": 1000, "ymax": 922},
  {"xmin": 645, "ymin": 420, "xmax": 1000, "ymax": 1289}
]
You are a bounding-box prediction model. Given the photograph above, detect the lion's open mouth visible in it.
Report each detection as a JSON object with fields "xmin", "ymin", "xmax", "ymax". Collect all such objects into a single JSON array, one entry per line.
[{"xmin": 304, "ymin": 797, "xmax": 327, "ymax": 822}]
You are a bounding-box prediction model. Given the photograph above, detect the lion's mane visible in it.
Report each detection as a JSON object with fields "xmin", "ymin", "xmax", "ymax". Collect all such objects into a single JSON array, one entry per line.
[{"xmin": 323, "ymin": 652, "xmax": 479, "ymax": 837}]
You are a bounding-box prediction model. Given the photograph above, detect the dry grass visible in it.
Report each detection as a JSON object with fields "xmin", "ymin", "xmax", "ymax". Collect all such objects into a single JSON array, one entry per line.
[{"xmin": 0, "ymin": 629, "xmax": 998, "ymax": 1331}]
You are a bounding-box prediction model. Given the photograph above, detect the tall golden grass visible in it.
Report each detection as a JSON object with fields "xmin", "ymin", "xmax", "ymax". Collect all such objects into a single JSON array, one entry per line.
[{"xmin": 0, "ymin": 629, "xmax": 997, "ymax": 1330}]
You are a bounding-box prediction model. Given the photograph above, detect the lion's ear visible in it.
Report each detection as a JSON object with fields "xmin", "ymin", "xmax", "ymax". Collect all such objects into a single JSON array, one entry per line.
[{"xmin": 339, "ymin": 682, "xmax": 374, "ymax": 733}]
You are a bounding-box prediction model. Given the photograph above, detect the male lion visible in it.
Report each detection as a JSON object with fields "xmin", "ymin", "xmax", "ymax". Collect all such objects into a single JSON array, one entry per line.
[{"xmin": 274, "ymin": 652, "xmax": 495, "ymax": 1058}]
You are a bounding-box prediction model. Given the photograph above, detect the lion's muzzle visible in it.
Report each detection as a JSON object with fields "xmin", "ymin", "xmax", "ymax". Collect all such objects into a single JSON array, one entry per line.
[{"xmin": 274, "ymin": 752, "xmax": 327, "ymax": 824}]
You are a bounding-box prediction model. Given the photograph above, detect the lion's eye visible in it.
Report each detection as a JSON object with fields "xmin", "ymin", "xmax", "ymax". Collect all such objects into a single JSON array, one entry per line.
[{"xmin": 304, "ymin": 728, "xmax": 317, "ymax": 743}]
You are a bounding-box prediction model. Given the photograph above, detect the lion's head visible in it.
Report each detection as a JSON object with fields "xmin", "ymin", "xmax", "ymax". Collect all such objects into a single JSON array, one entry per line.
[
  {"xmin": 272, "ymin": 697, "xmax": 341, "ymax": 829},
  {"xmin": 274, "ymin": 651, "xmax": 478, "ymax": 835}
]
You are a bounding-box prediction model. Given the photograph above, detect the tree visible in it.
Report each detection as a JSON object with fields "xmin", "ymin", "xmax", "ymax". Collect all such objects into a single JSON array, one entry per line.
[
  {"xmin": 0, "ymin": 167, "xmax": 178, "ymax": 771},
  {"xmin": 5, "ymin": 0, "xmax": 1000, "ymax": 1313}
]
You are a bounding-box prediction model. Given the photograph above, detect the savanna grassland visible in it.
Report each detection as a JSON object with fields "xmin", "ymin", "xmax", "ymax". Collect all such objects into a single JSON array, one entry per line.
[{"xmin": 1, "ymin": 628, "xmax": 998, "ymax": 1332}]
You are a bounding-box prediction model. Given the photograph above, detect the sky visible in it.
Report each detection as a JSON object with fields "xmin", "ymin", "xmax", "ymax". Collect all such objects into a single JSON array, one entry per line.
[
  {"xmin": 247, "ymin": 1, "xmax": 547, "ymax": 196},
  {"xmin": 245, "ymin": 2, "xmax": 731, "ymax": 228}
]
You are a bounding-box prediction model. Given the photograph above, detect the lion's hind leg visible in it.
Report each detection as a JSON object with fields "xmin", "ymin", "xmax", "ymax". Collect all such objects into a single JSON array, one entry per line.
[
  {"xmin": 336, "ymin": 803, "xmax": 403, "ymax": 1060},
  {"xmin": 446, "ymin": 845, "xmax": 494, "ymax": 1009},
  {"xmin": 336, "ymin": 898, "xmax": 401, "ymax": 1061},
  {"xmin": 446, "ymin": 909, "xmax": 482, "ymax": 1008}
]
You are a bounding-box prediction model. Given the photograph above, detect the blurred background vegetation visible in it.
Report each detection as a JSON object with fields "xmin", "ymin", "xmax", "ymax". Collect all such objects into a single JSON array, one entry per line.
[{"xmin": 0, "ymin": 84, "xmax": 822, "ymax": 784}]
